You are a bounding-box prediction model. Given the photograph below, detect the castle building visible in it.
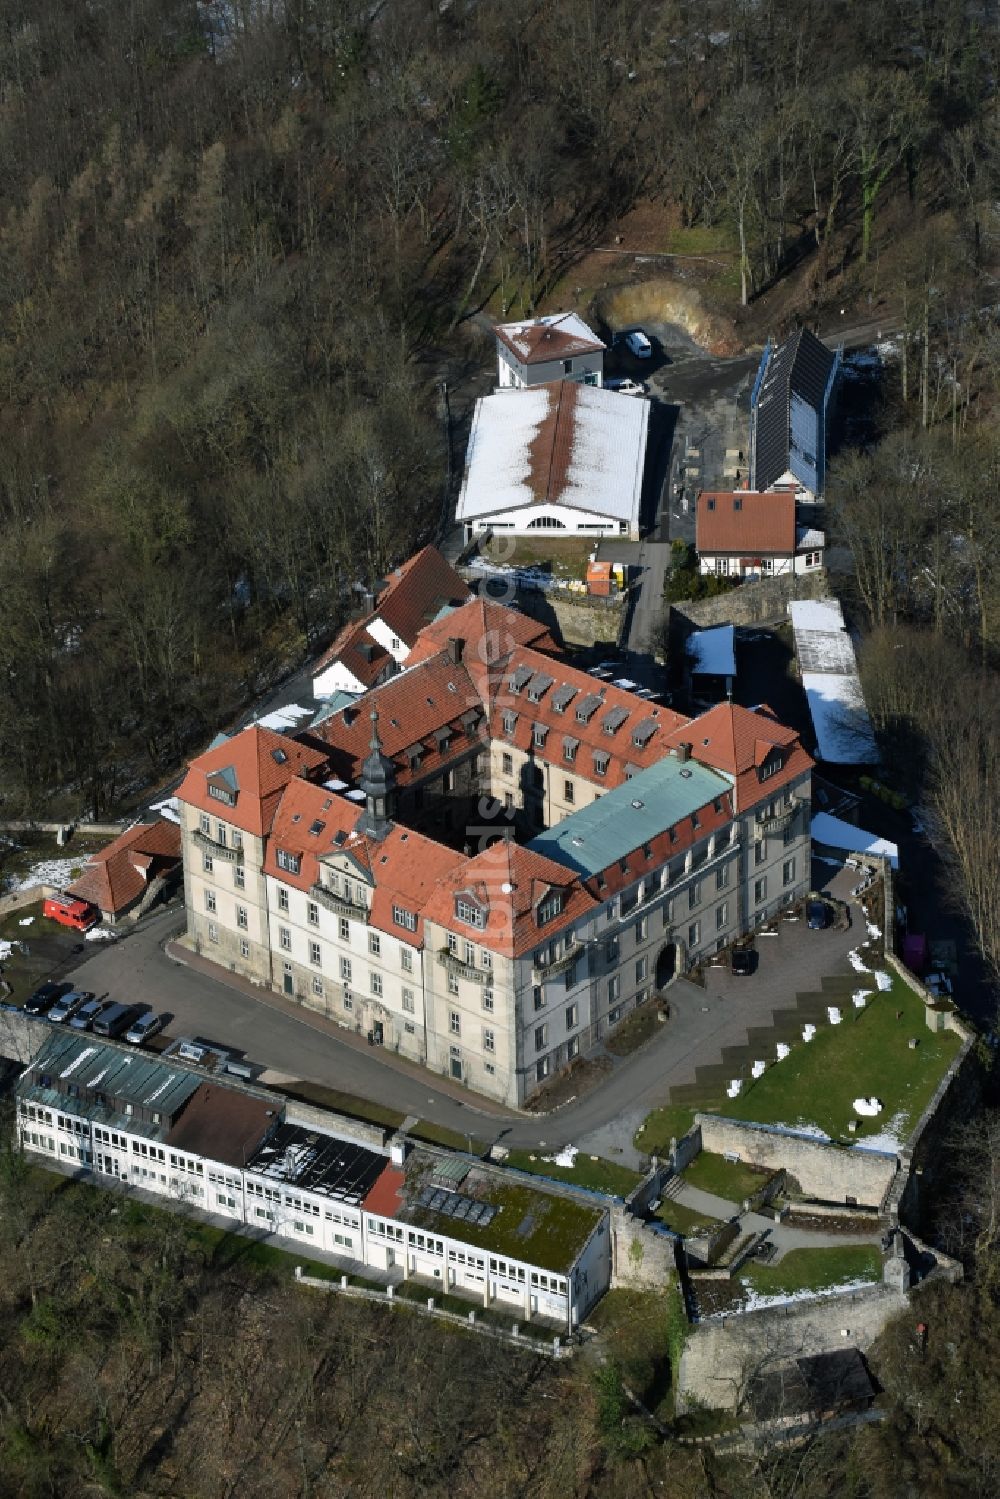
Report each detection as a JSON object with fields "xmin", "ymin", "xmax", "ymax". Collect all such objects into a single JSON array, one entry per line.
[{"xmin": 177, "ymin": 591, "xmax": 813, "ymax": 1107}]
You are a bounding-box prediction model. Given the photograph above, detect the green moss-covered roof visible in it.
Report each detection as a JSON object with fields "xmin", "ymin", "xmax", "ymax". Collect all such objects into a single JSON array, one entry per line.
[{"xmin": 401, "ymin": 1155, "xmax": 604, "ymax": 1274}]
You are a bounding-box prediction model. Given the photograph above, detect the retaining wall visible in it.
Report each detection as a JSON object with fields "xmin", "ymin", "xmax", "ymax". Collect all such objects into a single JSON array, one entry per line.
[
  {"xmin": 696, "ymin": 1115, "xmax": 897, "ymax": 1208},
  {"xmin": 676, "ymin": 1283, "xmax": 907, "ymax": 1412},
  {"xmin": 0, "ymin": 883, "xmax": 58, "ymax": 920},
  {"xmin": 513, "ymin": 587, "xmax": 626, "ymax": 649},
  {"xmin": 0, "ymin": 1007, "xmax": 56, "ymax": 1066},
  {"xmin": 609, "ymin": 1203, "xmax": 678, "ymax": 1290},
  {"xmin": 671, "ymin": 569, "xmax": 829, "ymax": 631}
]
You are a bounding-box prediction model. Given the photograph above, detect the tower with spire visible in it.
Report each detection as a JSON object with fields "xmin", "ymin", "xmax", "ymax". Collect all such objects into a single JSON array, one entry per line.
[{"xmin": 358, "ymin": 710, "xmax": 396, "ymax": 840}]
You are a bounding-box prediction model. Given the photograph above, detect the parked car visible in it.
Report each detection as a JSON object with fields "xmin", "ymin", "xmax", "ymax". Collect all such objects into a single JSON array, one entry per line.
[
  {"xmin": 42, "ymin": 893, "xmax": 99, "ymax": 932},
  {"xmin": 624, "ymin": 329, "xmax": 653, "ymax": 359},
  {"xmin": 730, "ymin": 948, "xmax": 755, "ymax": 976},
  {"xmin": 806, "ymin": 899, "xmax": 831, "ymax": 930},
  {"xmin": 605, "ymin": 377, "xmax": 647, "ymax": 395},
  {"xmin": 125, "ymin": 1011, "xmax": 165, "ymax": 1046},
  {"xmin": 48, "ymin": 988, "xmax": 95, "ymax": 1024},
  {"xmin": 24, "ymin": 980, "xmax": 73, "ymax": 1016},
  {"xmin": 69, "ymin": 997, "xmax": 112, "ymax": 1031},
  {"xmin": 92, "ymin": 1002, "xmax": 142, "ymax": 1039}
]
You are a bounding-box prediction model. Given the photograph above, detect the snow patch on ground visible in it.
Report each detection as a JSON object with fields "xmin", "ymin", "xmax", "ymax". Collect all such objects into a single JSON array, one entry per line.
[
  {"xmin": 849, "ymin": 948, "xmax": 870, "ymax": 973},
  {"xmin": 853, "ymin": 1112, "xmax": 906, "ymax": 1155},
  {"xmin": 542, "ymin": 1145, "xmax": 578, "ymax": 1169},
  {"xmin": 730, "ymin": 1276, "xmax": 880, "ymax": 1315},
  {"xmin": 0, "ymin": 939, "xmax": 27, "ymax": 961},
  {"xmin": 867, "ymin": 921, "xmax": 882, "ymax": 939},
  {"xmin": 772, "ymin": 1121, "xmax": 832, "ymax": 1143},
  {"xmin": 18, "ymin": 917, "xmax": 33, "ymax": 927},
  {"xmin": 84, "ymin": 927, "xmax": 118, "ymax": 943},
  {"xmin": 874, "ymin": 971, "xmax": 892, "ymax": 991},
  {"xmin": 4, "ymin": 857, "xmax": 82, "ymax": 895}
]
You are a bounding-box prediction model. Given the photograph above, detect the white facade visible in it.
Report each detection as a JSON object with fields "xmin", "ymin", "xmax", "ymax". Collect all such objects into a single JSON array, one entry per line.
[{"xmin": 698, "ymin": 546, "xmax": 824, "ymax": 579}]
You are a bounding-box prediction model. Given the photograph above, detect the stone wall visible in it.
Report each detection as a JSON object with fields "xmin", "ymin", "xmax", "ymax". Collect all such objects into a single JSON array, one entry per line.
[
  {"xmin": 672, "ymin": 568, "xmax": 829, "ymax": 630},
  {"xmin": 676, "ymin": 1283, "xmax": 907, "ymax": 1412},
  {"xmin": 0, "ymin": 1006, "xmax": 56, "ymax": 1066},
  {"xmin": 696, "ymin": 1115, "xmax": 897, "ymax": 1207},
  {"xmin": 512, "ymin": 586, "xmax": 626, "ymax": 649},
  {"xmin": 283, "ymin": 1098, "xmax": 390, "ymax": 1151},
  {"xmin": 609, "ymin": 1203, "xmax": 678, "ymax": 1290},
  {"xmin": 0, "ymin": 883, "xmax": 58, "ymax": 921}
]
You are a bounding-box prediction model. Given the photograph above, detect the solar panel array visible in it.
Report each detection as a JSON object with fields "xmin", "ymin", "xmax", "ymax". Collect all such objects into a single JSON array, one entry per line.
[{"xmin": 417, "ymin": 1186, "xmax": 497, "ymax": 1227}]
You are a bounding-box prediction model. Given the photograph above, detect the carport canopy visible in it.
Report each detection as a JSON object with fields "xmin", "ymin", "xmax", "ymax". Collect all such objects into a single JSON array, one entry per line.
[{"xmin": 810, "ymin": 811, "xmax": 898, "ymax": 869}]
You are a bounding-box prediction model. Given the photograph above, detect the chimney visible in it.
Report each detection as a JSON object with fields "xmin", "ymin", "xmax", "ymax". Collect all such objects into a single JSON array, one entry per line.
[
  {"xmin": 447, "ymin": 637, "xmax": 465, "ymax": 665},
  {"xmin": 671, "ymin": 742, "xmax": 692, "ymax": 764}
]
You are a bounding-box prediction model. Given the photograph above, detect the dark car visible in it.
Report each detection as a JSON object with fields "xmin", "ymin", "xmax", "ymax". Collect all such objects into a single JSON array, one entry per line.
[
  {"xmin": 48, "ymin": 988, "xmax": 95, "ymax": 1024},
  {"xmin": 730, "ymin": 948, "xmax": 755, "ymax": 976},
  {"xmin": 24, "ymin": 980, "xmax": 73, "ymax": 1016},
  {"xmin": 807, "ymin": 900, "xmax": 831, "ymax": 930}
]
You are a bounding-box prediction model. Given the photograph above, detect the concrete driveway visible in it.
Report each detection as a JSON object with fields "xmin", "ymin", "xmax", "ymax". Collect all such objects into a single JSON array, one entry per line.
[{"xmin": 63, "ymin": 867, "xmax": 865, "ymax": 1160}]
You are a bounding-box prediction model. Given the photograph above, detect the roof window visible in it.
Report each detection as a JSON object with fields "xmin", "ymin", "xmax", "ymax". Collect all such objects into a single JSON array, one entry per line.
[
  {"xmin": 271, "ymin": 748, "xmax": 288, "ymax": 764},
  {"xmin": 309, "ymin": 820, "xmax": 325, "ymax": 837}
]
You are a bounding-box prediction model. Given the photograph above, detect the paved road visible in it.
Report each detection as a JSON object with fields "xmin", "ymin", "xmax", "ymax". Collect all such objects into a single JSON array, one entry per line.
[{"xmin": 67, "ymin": 868, "xmax": 862, "ymax": 1159}]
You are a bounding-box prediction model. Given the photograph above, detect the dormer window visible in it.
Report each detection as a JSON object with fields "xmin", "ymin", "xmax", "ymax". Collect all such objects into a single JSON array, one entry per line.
[
  {"xmin": 456, "ymin": 898, "xmax": 485, "ymax": 929},
  {"xmin": 759, "ymin": 750, "xmax": 783, "ymax": 781},
  {"xmin": 208, "ymin": 783, "xmax": 235, "ymax": 806},
  {"xmin": 276, "ymin": 849, "xmax": 301, "ymax": 875},
  {"xmin": 593, "ymin": 751, "xmax": 609, "ymax": 778},
  {"xmin": 532, "ymin": 724, "xmax": 549, "ymax": 749},
  {"xmin": 537, "ymin": 893, "xmax": 564, "ymax": 926},
  {"xmin": 502, "ymin": 711, "xmax": 518, "ymax": 738}
]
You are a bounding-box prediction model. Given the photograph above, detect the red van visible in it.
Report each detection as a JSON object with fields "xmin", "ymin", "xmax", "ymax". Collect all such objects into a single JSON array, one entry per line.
[{"xmin": 43, "ymin": 893, "xmax": 99, "ymax": 932}]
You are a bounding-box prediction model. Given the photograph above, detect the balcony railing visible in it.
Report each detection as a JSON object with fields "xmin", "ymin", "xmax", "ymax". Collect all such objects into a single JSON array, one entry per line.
[
  {"xmin": 755, "ymin": 803, "xmax": 798, "ymax": 836},
  {"xmin": 533, "ymin": 941, "xmax": 583, "ymax": 983},
  {"xmin": 437, "ymin": 948, "xmax": 486, "ymax": 984},
  {"xmin": 310, "ymin": 882, "xmax": 369, "ymax": 923},
  {"xmin": 193, "ymin": 830, "xmax": 244, "ymax": 863}
]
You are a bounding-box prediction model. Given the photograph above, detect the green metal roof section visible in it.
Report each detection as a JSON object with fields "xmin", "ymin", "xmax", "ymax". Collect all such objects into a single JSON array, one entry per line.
[
  {"xmin": 527, "ymin": 754, "xmax": 731, "ymax": 877},
  {"xmin": 20, "ymin": 1031, "xmax": 202, "ymax": 1134}
]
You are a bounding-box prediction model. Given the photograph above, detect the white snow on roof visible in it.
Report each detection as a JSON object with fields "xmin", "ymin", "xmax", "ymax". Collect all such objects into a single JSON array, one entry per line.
[
  {"xmin": 495, "ymin": 311, "xmax": 603, "ymax": 360},
  {"xmin": 457, "ymin": 384, "xmax": 648, "ymax": 527},
  {"xmin": 60, "ymin": 1046, "xmax": 97, "ymax": 1080},
  {"xmin": 801, "ymin": 672, "xmax": 878, "ymax": 763},
  {"xmin": 789, "ymin": 598, "xmax": 844, "ymax": 633},
  {"xmin": 255, "ymin": 703, "xmax": 312, "ymax": 732},
  {"xmin": 150, "ymin": 796, "xmax": 180, "ymax": 825},
  {"xmin": 795, "ymin": 526, "xmax": 825, "ymax": 549},
  {"xmin": 811, "ymin": 811, "xmax": 899, "ymax": 868},
  {"xmin": 688, "ymin": 624, "xmax": 736, "ymax": 677}
]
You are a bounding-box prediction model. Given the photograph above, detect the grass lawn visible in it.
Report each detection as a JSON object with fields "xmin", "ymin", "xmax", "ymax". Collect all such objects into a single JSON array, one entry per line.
[
  {"xmin": 724, "ymin": 976, "xmax": 961, "ymax": 1144},
  {"xmin": 739, "ymin": 1245, "xmax": 882, "ymax": 1299},
  {"xmin": 489, "ymin": 536, "xmax": 592, "ymax": 583},
  {"xmin": 634, "ymin": 1104, "xmax": 696, "ymax": 1158},
  {"xmin": 504, "ymin": 1149, "xmax": 643, "ymax": 1199},
  {"xmin": 682, "ymin": 1152, "xmax": 774, "ymax": 1204},
  {"xmin": 654, "ymin": 1200, "xmax": 720, "ymax": 1237}
]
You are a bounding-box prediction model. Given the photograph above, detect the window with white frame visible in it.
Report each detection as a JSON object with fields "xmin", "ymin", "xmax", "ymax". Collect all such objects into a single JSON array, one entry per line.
[
  {"xmin": 279, "ymin": 926, "xmax": 291, "ymax": 951},
  {"xmin": 456, "ymin": 899, "xmax": 485, "ymax": 928},
  {"xmin": 482, "ymin": 987, "xmax": 494, "ymax": 1012},
  {"xmin": 240, "ymin": 938, "xmax": 250, "ymax": 959},
  {"xmin": 688, "ymin": 921, "xmax": 700, "ymax": 948},
  {"xmin": 782, "ymin": 857, "xmax": 796, "ymax": 886},
  {"xmin": 450, "ymin": 1011, "xmax": 461, "ymax": 1036},
  {"xmin": 483, "ymin": 1029, "xmax": 495, "ymax": 1053},
  {"xmin": 340, "ymin": 956, "xmax": 352, "ymax": 981},
  {"xmin": 234, "ymin": 864, "xmax": 245, "ymax": 889},
  {"xmin": 402, "ymin": 988, "xmax": 415, "ymax": 1013},
  {"xmin": 307, "ymin": 901, "xmax": 319, "ymax": 925},
  {"xmin": 202, "ymin": 851, "xmax": 213, "ymax": 873},
  {"xmin": 371, "ymin": 973, "xmax": 382, "ymax": 997},
  {"xmin": 754, "ymin": 876, "xmax": 767, "ymax": 904},
  {"xmin": 339, "ymin": 917, "xmax": 350, "ymax": 941},
  {"xmin": 208, "ymin": 922, "xmax": 219, "ymax": 944},
  {"xmin": 401, "ymin": 947, "xmax": 413, "ymax": 973},
  {"xmin": 311, "ymin": 976, "xmax": 323, "ymax": 997},
  {"xmin": 276, "ymin": 849, "xmax": 301, "ymax": 874},
  {"xmin": 393, "ymin": 905, "xmax": 417, "ymax": 932},
  {"xmin": 309, "ymin": 941, "xmax": 321, "ymax": 966},
  {"xmin": 205, "ymin": 890, "xmax": 216, "ymax": 913},
  {"xmin": 236, "ymin": 906, "xmax": 248, "ymax": 929},
  {"xmin": 369, "ymin": 932, "xmax": 381, "ymax": 956},
  {"xmin": 278, "ymin": 886, "xmax": 289, "ymax": 912},
  {"xmin": 448, "ymin": 973, "xmax": 459, "ymax": 996},
  {"xmin": 716, "ymin": 902, "xmax": 729, "ymax": 930}
]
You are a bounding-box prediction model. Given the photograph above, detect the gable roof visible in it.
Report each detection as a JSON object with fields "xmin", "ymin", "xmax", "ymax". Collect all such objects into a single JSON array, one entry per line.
[
  {"xmin": 493, "ymin": 311, "xmax": 605, "ymax": 366},
  {"xmin": 312, "ymin": 546, "xmax": 470, "ymax": 687},
  {"xmin": 403, "ymin": 596, "xmax": 560, "ymax": 702},
  {"xmin": 66, "ymin": 819, "xmax": 181, "ymax": 916},
  {"xmin": 696, "ymin": 490, "xmax": 797, "ymax": 556},
  {"xmin": 458, "ymin": 382, "xmax": 649, "ymax": 525},
  {"xmin": 176, "ymin": 726, "xmax": 329, "ymax": 838},
  {"xmin": 752, "ymin": 328, "xmax": 837, "ymax": 491}
]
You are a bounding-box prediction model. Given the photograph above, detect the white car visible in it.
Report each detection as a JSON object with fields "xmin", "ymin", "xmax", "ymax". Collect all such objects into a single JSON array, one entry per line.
[
  {"xmin": 605, "ymin": 377, "xmax": 647, "ymax": 395},
  {"xmin": 624, "ymin": 329, "xmax": 653, "ymax": 359},
  {"xmin": 125, "ymin": 1011, "xmax": 165, "ymax": 1045}
]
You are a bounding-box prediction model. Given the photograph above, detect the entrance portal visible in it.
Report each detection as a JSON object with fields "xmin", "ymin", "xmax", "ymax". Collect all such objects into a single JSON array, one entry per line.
[
  {"xmin": 655, "ymin": 943, "xmax": 678, "ymax": 989},
  {"xmin": 371, "ymin": 1020, "xmax": 384, "ymax": 1046}
]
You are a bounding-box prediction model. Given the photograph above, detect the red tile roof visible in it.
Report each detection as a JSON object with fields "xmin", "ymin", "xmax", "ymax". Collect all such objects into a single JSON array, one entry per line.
[
  {"xmin": 177, "ymin": 727, "xmax": 329, "ymax": 838},
  {"xmin": 696, "ymin": 490, "xmax": 796, "ymax": 556},
  {"xmin": 489, "ymin": 646, "xmax": 690, "ymax": 790},
  {"xmin": 66, "ymin": 820, "xmax": 181, "ymax": 917},
  {"xmin": 665, "ymin": 703, "xmax": 813, "ymax": 812},
  {"xmin": 403, "ymin": 596, "xmax": 560, "ymax": 704},
  {"xmin": 262, "ymin": 778, "xmax": 462, "ymax": 944},
  {"xmin": 420, "ymin": 839, "xmax": 597, "ymax": 958},
  {"xmin": 312, "ymin": 547, "xmax": 470, "ymax": 685},
  {"xmin": 363, "ymin": 1163, "xmax": 406, "ymax": 1219}
]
